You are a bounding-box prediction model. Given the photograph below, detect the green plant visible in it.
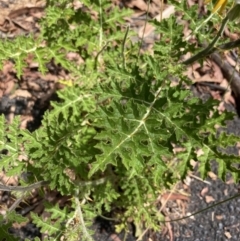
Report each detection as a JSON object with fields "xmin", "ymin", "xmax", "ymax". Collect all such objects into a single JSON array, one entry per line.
[{"xmin": 0, "ymin": 0, "xmax": 239, "ymax": 240}]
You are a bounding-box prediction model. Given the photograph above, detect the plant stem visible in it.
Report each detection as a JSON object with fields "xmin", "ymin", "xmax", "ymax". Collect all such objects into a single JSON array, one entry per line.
[{"xmin": 182, "ymin": 15, "xmax": 229, "ymax": 65}]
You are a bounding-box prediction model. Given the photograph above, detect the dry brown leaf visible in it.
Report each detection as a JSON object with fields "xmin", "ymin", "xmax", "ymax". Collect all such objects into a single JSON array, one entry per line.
[
  {"xmin": 212, "ymin": 60, "xmax": 224, "ymax": 80},
  {"xmin": 154, "ymin": 5, "xmax": 175, "ymax": 21},
  {"xmin": 226, "ymin": 178, "xmax": 235, "ymax": 185},
  {"xmin": 138, "ymin": 23, "xmax": 154, "ymax": 40},
  {"xmin": 163, "ymin": 216, "xmax": 174, "ymax": 241},
  {"xmin": 224, "ymin": 230, "xmax": 232, "ymax": 239},
  {"xmin": 225, "ymin": 54, "xmax": 240, "ymax": 72},
  {"xmin": 205, "ymin": 195, "xmax": 215, "ymax": 203},
  {"xmin": 190, "ymin": 159, "xmax": 197, "ymax": 168},
  {"xmin": 200, "ymin": 187, "xmax": 209, "ymax": 197},
  {"xmin": 4, "ymin": 80, "xmax": 15, "ymax": 95},
  {"xmin": 215, "ymin": 214, "xmax": 224, "ymax": 220},
  {"xmin": 210, "ymin": 90, "xmax": 222, "ymax": 101},
  {"xmin": 161, "ymin": 192, "xmax": 189, "ymax": 202},
  {"xmin": 224, "ymin": 27, "xmax": 239, "ymax": 41},
  {"xmin": 196, "ymin": 148, "xmax": 204, "ymax": 157},
  {"xmin": 0, "ymin": 0, "xmax": 46, "ymax": 25},
  {"xmin": 223, "ymin": 188, "xmax": 229, "ymax": 196},
  {"xmin": 124, "ymin": 0, "xmax": 148, "ymax": 11},
  {"xmin": 0, "ymin": 171, "xmax": 19, "ymax": 185},
  {"xmin": 176, "ymin": 199, "xmax": 187, "ymax": 216},
  {"xmin": 192, "ymin": 70, "xmax": 201, "ymax": 79},
  {"xmin": 208, "ymin": 171, "xmax": 218, "ymax": 180},
  {"xmin": 183, "ymin": 175, "xmax": 192, "ymax": 186},
  {"xmin": 110, "ymin": 234, "xmax": 122, "ymax": 241},
  {"xmin": 10, "ymin": 89, "xmax": 32, "ymax": 99},
  {"xmin": 218, "ymin": 101, "xmax": 227, "ymax": 113}
]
